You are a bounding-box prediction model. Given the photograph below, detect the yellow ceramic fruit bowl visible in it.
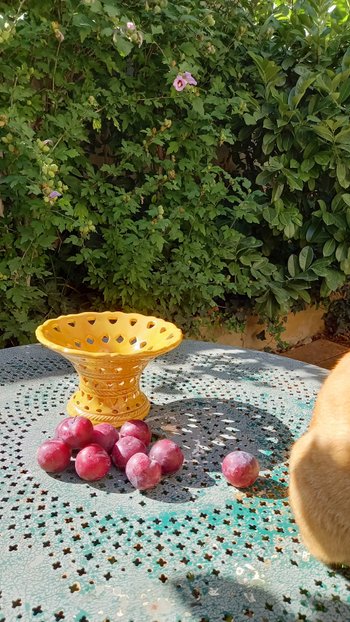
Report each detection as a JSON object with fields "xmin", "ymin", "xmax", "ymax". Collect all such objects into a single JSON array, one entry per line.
[{"xmin": 35, "ymin": 311, "xmax": 183, "ymax": 427}]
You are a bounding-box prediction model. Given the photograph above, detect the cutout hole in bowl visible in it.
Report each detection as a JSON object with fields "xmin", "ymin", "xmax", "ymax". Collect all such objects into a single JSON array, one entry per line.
[
  {"xmin": 88, "ymin": 319, "xmax": 96, "ymax": 325},
  {"xmin": 130, "ymin": 319, "xmax": 137, "ymax": 326},
  {"xmin": 74, "ymin": 341, "xmax": 81, "ymax": 348},
  {"xmin": 160, "ymin": 327, "xmax": 166, "ymax": 333},
  {"xmin": 140, "ymin": 341, "xmax": 147, "ymax": 348},
  {"xmin": 147, "ymin": 321, "xmax": 155, "ymax": 329},
  {"xmin": 102, "ymin": 336, "xmax": 109, "ymax": 343},
  {"xmin": 86, "ymin": 337, "xmax": 94, "ymax": 345},
  {"xmin": 129, "ymin": 337, "xmax": 137, "ymax": 345},
  {"xmin": 109, "ymin": 319, "xmax": 118, "ymax": 325},
  {"xmin": 116, "ymin": 336, "xmax": 124, "ymax": 343},
  {"xmin": 68, "ymin": 321, "xmax": 76, "ymax": 327}
]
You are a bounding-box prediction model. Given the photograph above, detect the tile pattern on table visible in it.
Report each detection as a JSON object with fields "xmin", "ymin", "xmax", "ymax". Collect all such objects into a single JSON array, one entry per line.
[{"xmin": 1, "ymin": 341, "xmax": 349, "ymax": 622}]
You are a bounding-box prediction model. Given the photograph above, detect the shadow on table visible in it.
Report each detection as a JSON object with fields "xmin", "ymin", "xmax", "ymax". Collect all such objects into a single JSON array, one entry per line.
[
  {"xmin": 147, "ymin": 396, "xmax": 293, "ymax": 502},
  {"xmin": 52, "ymin": 458, "xmax": 136, "ymax": 493},
  {"xmin": 55, "ymin": 396, "xmax": 293, "ymax": 503},
  {"xmin": 1, "ymin": 339, "xmax": 328, "ymax": 386},
  {"xmin": 169, "ymin": 572, "xmax": 350, "ymax": 622},
  {"xmin": 0, "ymin": 345, "xmax": 73, "ymax": 385},
  {"xmin": 149, "ymin": 340, "xmax": 328, "ymax": 394}
]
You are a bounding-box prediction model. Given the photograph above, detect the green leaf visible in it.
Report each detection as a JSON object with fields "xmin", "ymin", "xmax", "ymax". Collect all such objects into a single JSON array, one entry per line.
[
  {"xmin": 306, "ymin": 222, "xmax": 323, "ymax": 243},
  {"xmin": 249, "ymin": 53, "xmax": 284, "ymax": 88},
  {"xmin": 342, "ymin": 47, "xmax": 350, "ymax": 71},
  {"xmin": 314, "ymin": 125, "xmax": 333, "ymax": 143},
  {"xmin": 311, "ymin": 258, "xmax": 332, "ymax": 277},
  {"xmin": 262, "ymin": 133, "xmax": 276, "ymax": 155},
  {"xmin": 322, "ymin": 239, "xmax": 336, "ymax": 257},
  {"xmin": 113, "ymin": 36, "xmax": 133, "ymax": 57},
  {"xmin": 287, "ymin": 254, "xmax": 299, "ymax": 277},
  {"xmin": 272, "ymin": 183, "xmax": 284, "ymax": 202},
  {"xmin": 284, "ymin": 222, "xmax": 295, "ymax": 238},
  {"xmin": 340, "ymin": 258, "xmax": 350, "ymax": 275},
  {"xmin": 335, "ymin": 129, "xmax": 350, "ymax": 145},
  {"xmin": 167, "ymin": 141, "xmax": 179, "ymax": 154},
  {"xmin": 192, "ymin": 98, "xmax": 204, "ymax": 116},
  {"xmin": 299, "ymin": 246, "xmax": 314, "ymax": 271},
  {"xmin": 243, "ymin": 113, "xmax": 256, "ymax": 126},
  {"xmin": 336, "ymin": 243, "xmax": 348, "ymax": 262},
  {"xmin": 256, "ymin": 170, "xmax": 273, "ymax": 186},
  {"xmin": 324, "ymin": 269, "xmax": 346, "ymax": 292},
  {"xmin": 90, "ymin": 0, "xmax": 102, "ymax": 13},
  {"xmin": 298, "ymin": 289, "xmax": 311, "ymax": 304},
  {"xmin": 151, "ymin": 25, "xmax": 164, "ymax": 35},
  {"xmin": 72, "ymin": 13, "xmax": 94, "ymax": 28},
  {"xmin": 339, "ymin": 79, "xmax": 350, "ymax": 104},
  {"xmin": 336, "ymin": 161, "xmax": 348, "ymax": 187},
  {"xmin": 288, "ymin": 72, "xmax": 316, "ymax": 108},
  {"xmin": 314, "ymin": 152, "xmax": 330, "ymax": 165},
  {"xmin": 104, "ymin": 4, "xmax": 120, "ymax": 17},
  {"xmin": 342, "ymin": 193, "xmax": 350, "ymax": 206}
]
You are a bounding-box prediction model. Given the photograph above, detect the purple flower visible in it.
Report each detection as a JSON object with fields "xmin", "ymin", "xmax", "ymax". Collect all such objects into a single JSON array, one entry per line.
[
  {"xmin": 173, "ymin": 75, "xmax": 188, "ymax": 92},
  {"xmin": 126, "ymin": 21, "xmax": 136, "ymax": 31},
  {"xmin": 49, "ymin": 190, "xmax": 62, "ymax": 199},
  {"xmin": 183, "ymin": 72, "xmax": 197, "ymax": 86}
]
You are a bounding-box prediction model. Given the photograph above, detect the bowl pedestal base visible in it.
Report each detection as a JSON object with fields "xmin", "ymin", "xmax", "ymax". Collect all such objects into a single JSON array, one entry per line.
[{"xmin": 66, "ymin": 358, "xmax": 151, "ymax": 427}]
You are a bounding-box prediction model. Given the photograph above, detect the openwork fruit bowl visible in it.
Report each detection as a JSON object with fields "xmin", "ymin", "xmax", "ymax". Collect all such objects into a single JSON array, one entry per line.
[{"xmin": 35, "ymin": 311, "xmax": 183, "ymax": 427}]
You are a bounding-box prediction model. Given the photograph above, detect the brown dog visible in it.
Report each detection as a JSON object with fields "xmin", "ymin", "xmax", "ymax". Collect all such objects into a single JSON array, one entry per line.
[{"xmin": 289, "ymin": 352, "xmax": 350, "ymax": 565}]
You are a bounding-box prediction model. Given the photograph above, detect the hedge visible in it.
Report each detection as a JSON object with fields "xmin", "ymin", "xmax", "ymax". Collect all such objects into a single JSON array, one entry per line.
[{"xmin": 0, "ymin": 0, "xmax": 350, "ymax": 345}]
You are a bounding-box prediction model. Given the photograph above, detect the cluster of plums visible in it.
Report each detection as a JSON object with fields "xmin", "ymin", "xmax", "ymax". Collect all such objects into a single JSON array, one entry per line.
[
  {"xmin": 37, "ymin": 416, "xmax": 260, "ymax": 490},
  {"xmin": 37, "ymin": 417, "xmax": 184, "ymax": 490}
]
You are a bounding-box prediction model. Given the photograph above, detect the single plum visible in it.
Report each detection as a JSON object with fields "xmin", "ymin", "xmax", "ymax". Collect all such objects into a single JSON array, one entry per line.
[
  {"xmin": 75, "ymin": 444, "xmax": 111, "ymax": 481},
  {"xmin": 37, "ymin": 439, "xmax": 71, "ymax": 473},
  {"xmin": 119, "ymin": 419, "xmax": 151, "ymax": 446},
  {"xmin": 91, "ymin": 423, "xmax": 119, "ymax": 453},
  {"xmin": 125, "ymin": 453, "xmax": 162, "ymax": 490},
  {"xmin": 222, "ymin": 451, "xmax": 260, "ymax": 488},
  {"xmin": 149, "ymin": 439, "xmax": 184, "ymax": 475},
  {"xmin": 111, "ymin": 436, "xmax": 147, "ymax": 470},
  {"xmin": 54, "ymin": 418, "xmax": 69, "ymax": 439},
  {"xmin": 55, "ymin": 416, "xmax": 93, "ymax": 449}
]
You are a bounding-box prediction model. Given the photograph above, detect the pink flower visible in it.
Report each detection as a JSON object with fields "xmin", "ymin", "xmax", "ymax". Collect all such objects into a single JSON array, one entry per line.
[
  {"xmin": 183, "ymin": 71, "xmax": 197, "ymax": 86},
  {"xmin": 49, "ymin": 191, "xmax": 62, "ymax": 199},
  {"xmin": 126, "ymin": 21, "xmax": 136, "ymax": 31},
  {"xmin": 173, "ymin": 75, "xmax": 188, "ymax": 91}
]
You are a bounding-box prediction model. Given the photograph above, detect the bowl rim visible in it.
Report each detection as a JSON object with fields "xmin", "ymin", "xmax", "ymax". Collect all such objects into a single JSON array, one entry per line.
[{"xmin": 35, "ymin": 311, "xmax": 183, "ymax": 359}]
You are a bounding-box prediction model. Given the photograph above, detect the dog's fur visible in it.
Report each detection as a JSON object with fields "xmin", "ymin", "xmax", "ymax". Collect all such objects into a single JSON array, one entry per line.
[{"xmin": 289, "ymin": 352, "xmax": 350, "ymax": 565}]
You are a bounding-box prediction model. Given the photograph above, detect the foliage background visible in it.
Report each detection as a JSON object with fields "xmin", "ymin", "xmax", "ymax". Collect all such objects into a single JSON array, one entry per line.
[{"xmin": 0, "ymin": 0, "xmax": 350, "ymax": 346}]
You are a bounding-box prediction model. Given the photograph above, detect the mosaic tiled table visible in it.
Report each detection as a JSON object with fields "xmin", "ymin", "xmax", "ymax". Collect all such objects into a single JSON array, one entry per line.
[{"xmin": 1, "ymin": 341, "xmax": 349, "ymax": 622}]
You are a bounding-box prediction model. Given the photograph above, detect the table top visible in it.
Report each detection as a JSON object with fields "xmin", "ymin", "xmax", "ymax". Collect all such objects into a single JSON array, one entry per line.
[{"xmin": 1, "ymin": 340, "xmax": 349, "ymax": 622}]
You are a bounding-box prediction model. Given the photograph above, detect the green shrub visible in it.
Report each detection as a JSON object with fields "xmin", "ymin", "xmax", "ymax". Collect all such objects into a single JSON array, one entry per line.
[{"xmin": 0, "ymin": 0, "xmax": 350, "ymax": 346}]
